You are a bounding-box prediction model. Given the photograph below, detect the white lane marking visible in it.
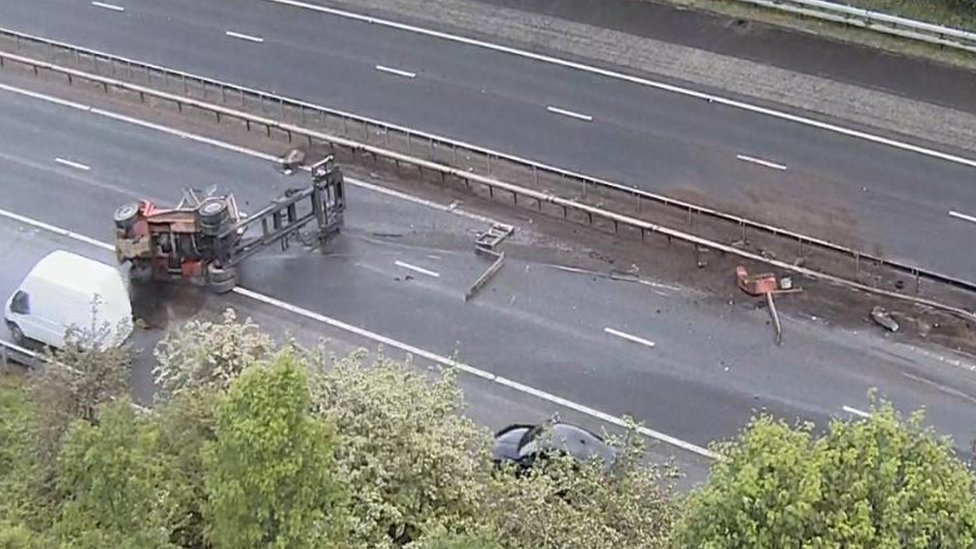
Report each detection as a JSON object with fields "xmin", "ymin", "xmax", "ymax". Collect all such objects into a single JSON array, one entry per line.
[
  {"xmin": 375, "ymin": 65, "xmax": 416, "ymax": 79},
  {"xmin": 0, "ymin": 207, "xmax": 113, "ymax": 252},
  {"xmin": 54, "ymin": 157, "xmax": 91, "ymax": 171},
  {"xmin": 0, "ymin": 82, "xmax": 501, "ymax": 227},
  {"xmin": 0, "ymin": 205, "xmax": 717, "ymax": 460},
  {"xmin": 949, "ymin": 210, "xmax": 976, "ymax": 225},
  {"xmin": 901, "ymin": 371, "xmax": 976, "ymax": 405},
  {"xmin": 546, "ymin": 105, "xmax": 593, "ymax": 122},
  {"xmin": 736, "ymin": 154, "xmax": 787, "ymax": 171},
  {"xmin": 266, "ymin": 0, "xmax": 976, "ymax": 171},
  {"xmin": 225, "ymin": 30, "xmax": 265, "ymax": 43},
  {"xmin": 604, "ymin": 327, "xmax": 656, "ymax": 348},
  {"xmin": 91, "ymin": 1, "xmax": 125, "ymax": 12},
  {"xmin": 394, "ymin": 260, "xmax": 440, "ymax": 278},
  {"xmin": 842, "ymin": 405, "xmax": 872, "ymax": 418}
]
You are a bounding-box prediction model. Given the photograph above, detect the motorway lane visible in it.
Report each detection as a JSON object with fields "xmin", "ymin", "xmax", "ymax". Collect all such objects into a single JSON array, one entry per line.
[
  {"xmin": 3, "ymin": 88, "xmax": 976, "ymax": 460},
  {"xmin": 3, "ymin": 0, "xmax": 976, "ymax": 281},
  {"xmin": 0, "ymin": 217, "xmax": 715, "ymax": 486}
]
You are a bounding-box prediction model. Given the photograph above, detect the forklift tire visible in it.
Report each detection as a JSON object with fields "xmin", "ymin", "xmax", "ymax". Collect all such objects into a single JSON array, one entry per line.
[
  {"xmin": 198, "ymin": 219, "xmax": 224, "ymax": 237},
  {"xmin": 198, "ymin": 199, "xmax": 228, "ymax": 226},
  {"xmin": 206, "ymin": 264, "xmax": 237, "ymax": 294},
  {"xmin": 113, "ymin": 202, "xmax": 140, "ymax": 230}
]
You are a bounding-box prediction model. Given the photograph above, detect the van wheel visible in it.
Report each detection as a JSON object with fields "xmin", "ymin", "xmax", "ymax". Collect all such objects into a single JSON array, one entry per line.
[
  {"xmin": 114, "ymin": 202, "xmax": 140, "ymax": 230},
  {"xmin": 5, "ymin": 322, "xmax": 24, "ymax": 345}
]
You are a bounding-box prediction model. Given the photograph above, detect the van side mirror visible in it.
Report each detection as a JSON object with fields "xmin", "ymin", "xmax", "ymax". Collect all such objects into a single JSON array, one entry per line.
[{"xmin": 11, "ymin": 291, "xmax": 29, "ymax": 315}]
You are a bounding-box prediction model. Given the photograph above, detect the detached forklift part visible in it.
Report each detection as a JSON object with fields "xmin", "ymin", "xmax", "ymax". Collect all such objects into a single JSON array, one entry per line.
[
  {"xmin": 736, "ymin": 265, "xmax": 786, "ymax": 345},
  {"xmin": 736, "ymin": 266, "xmax": 778, "ymax": 296},
  {"xmin": 114, "ymin": 156, "xmax": 346, "ymax": 294}
]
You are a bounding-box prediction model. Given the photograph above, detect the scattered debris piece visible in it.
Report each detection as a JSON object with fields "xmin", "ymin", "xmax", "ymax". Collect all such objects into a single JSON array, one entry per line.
[
  {"xmin": 279, "ymin": 148, "xmax": 306, "ymax": 174},
  {"xmin": 696, "ymin": 246, "xmax": 709, "ymax": 268},
  {"xmin": 736, "ymin": 266, "xmax": 778, "ymax": 296},
  {"xmin": 766, "ymin": 292, "xmax": 782, "ymax": 346},
  {"xmin": 871, "ymin": 306, "xmax": 899, "ymax": 332}
]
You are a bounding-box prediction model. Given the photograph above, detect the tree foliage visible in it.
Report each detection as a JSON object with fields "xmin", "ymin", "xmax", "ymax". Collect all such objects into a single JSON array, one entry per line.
[
  {"xmin": 680, "ymin": 402, "xmax": 976, "ymax": 548},
  {"xmin": 307, "ymin": 352, "xmax": 495, "ymax": 546},
  {"xmin": 4, "ymin": 308, "xmax": 975, "ymax": 548},
  {"xmin": 204, "ymin": 353, "xmax": 348, "ymax": 548},
  {"xmin": 153, "ymin": 308, "xmax": 273, "ymax": 398},
  {"xmin": 53, "ymin": 399, "xmax": 180, "ymax": 549}
]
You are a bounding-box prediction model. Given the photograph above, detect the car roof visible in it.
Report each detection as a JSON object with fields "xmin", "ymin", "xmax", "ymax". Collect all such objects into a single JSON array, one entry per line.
[{"xmin": 518, "ymin": 422, "xmax": 616, "ymax": 465}]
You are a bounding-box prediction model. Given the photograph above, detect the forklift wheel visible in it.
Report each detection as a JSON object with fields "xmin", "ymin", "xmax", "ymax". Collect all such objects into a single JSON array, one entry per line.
[
  {"xmin": 113, "ymin": 202, "xmax": 140, "ymax": 229},
  {"xmin": 209, "ymin": 278, "xmax": 236, "ymax": 294},
  {"xmin": 198, "ymin": 199, "xmax": 228, "ymax": 225},
  {"xmin": 206, "ymin": 264, "xmax": 237, "ymax": 294}
]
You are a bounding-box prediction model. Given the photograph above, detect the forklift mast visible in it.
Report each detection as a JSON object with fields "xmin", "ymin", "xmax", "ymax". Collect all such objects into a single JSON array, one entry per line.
[{"xmin": 114, "ymin": 156, "xmax": 346, "ymax": 293}]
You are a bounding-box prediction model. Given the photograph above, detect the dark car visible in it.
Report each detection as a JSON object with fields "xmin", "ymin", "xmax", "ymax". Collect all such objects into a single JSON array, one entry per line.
[{"xmin": 491, "ymin": 421, "xmax": 616, "ymax": 471}]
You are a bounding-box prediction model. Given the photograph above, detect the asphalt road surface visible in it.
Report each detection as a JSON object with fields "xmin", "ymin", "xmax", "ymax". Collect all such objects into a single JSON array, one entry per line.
[
  {"xmin": 0, "ymin": 216, "xmax": 715, "ymax": 487},
  {"xmin": 2, "ymin": 86, "xmax": 976, "ymax": 470},
  {"xmin": 3, "ymin": 0, "xmax": 976, "ymax": 283}
]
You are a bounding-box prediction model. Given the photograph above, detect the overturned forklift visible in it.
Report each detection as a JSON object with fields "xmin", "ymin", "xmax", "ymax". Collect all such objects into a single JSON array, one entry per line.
[{"xmin": 113, "ymin": 157, "xmax": 345, "ymax": 293}]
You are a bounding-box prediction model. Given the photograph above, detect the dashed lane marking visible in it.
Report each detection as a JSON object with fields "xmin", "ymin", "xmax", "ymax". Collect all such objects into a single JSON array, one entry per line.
[
  {"xmin": 604, "ymin": 327, "xmax": 656, "ymax": 348},
  {"xmin": 54, "ymin": 157, "xmax": 91, "ymax": 171},
  {"xmin": 375, "ymin": 65, "xmax": 417, "ymax": 79},
  {"xmin": 225, "ymin": 30, "xmax": 265, "ymax": 43},
  {"xmin": 394, "ymin": 260, "xmax": 440, "ymax": 278},
  {"xmin": 546, "ymin": 105, "xmax": 593, "ymax": 122}
]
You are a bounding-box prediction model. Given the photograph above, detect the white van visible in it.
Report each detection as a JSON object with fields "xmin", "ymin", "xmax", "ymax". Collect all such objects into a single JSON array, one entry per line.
[{"xmin": 4, "ymin": 250, "xmax": 133, "ymax": 350}]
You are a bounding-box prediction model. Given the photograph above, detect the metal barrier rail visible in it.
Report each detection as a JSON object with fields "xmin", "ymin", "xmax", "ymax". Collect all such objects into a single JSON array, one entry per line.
[
  {"xmin": 0, "ymin": 339, "xmax": 42, "ymax": 369},
  {"xmin": 2, "ymin": 26, "xmax": 974, "ymax": 296},
  {"xmin": 0, "ymin": 28, "xmax": 976, "ymax": 314},
  {"xmin": 2, "ymin": 47, "xmax": 974, "ymax": 321},
  {"xmin": 736, "ymin": 0, "xmax": 976, "ymax": 53},
  {"xmin": 0, "ymin": 339, "xmax": 151, "ymax": 412}
]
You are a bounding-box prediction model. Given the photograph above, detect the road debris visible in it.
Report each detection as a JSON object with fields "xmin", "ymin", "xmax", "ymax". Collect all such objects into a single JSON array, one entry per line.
[
  {"xmin": 736, "ymin": 266, "xmax": 803, "ymax": 346},
  {"xmin": 465, "ymin": 223, "xmax": 515, "ymax": 301},
  {"xmin": 871, "ymin": 306, "xmax": 900, "ymax": 332}
]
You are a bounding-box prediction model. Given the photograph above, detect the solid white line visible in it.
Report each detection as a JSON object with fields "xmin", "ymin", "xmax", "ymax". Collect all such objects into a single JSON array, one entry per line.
[
  {"xmin": 842, "ymin": 405, "xmax": 872, "ymax": 419},
  {"xmin": 265, "ymin": 0, "xmax": 976, "ymax": 171},
  {"xmin": 0, "ymin": 204, "xmax": 716, "ymax": 460},
  {"xmin": 54, "ymin": 157, "xmax": 91, "ymax": 171},
  {"xmin": 375, "ymin": 65, "xmax": 416, "ymax": 79},
  {"xmin": 225, "ymin": 30, "xmax": 265, "ymax": 43},
  {"xmin": 546, "ymin": 105, "xmax": 593, "ymax": 122},
  {"xmin": 949, "ymin": 210, "xmax": 976, "ymax": 225},
  {"xmin": 394, "ymin": 260, "xmax": 440, "ymax": 278},
  {"xmin": 91, "ymin": 1, "xmax": 125, "ymax": 12},
  {"xmin": 736, "ymin": 154, "xmax": 787, "ymax": 171},
  {"xmin": 0, "ymin": 207, "xmax": 113, "ymax": 252},
  {"xmin": 604, "ymin": 327, "xmax": 656, "ymax": 348}
]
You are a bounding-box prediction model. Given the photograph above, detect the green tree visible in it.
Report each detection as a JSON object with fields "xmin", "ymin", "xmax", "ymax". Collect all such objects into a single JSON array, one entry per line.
[
  {"xmin": 680, "ymin": 402, "xmax": 976, "ymax": 548},
  {"xmin": 204, "ymin": 353, "xmax": 347, "ymax": 548},
  {"xmin": 27, "ymin": 322, "xmax": 133, "ymax": 465},
  {"xmin": 53, "ymin": 399, "xmax": 179, "ymax": 549},
  {"xmin": 153, "ymin": 308, "xmax": 273, "ymax": 398},
  {"xmin": 307, "ymin": 352, "xmax": 495, "ymax": 547},
  {"xmin": 153, "ymin": 389, "xmax": 221, "ymax": 549}
]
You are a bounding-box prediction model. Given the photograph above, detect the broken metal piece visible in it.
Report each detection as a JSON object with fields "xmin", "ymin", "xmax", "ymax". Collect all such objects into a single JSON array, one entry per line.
[
  {"xmin": 736, "ymin": 266, "xmax": 778, "ymax": 296},
  {"xmin": 871, "ymin": 306, "xmax": 899, "ymax": 332},
  {"xmin": 465, "ymin": 251, "xmax": 506, "ymax": 302},
  {"xmin": 475, "ymin": 223, "xmax": 514, "ymax": 255},
  {"xmin": 766, "ymin": 292, "xmax": 783, "ymax": 346}
]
